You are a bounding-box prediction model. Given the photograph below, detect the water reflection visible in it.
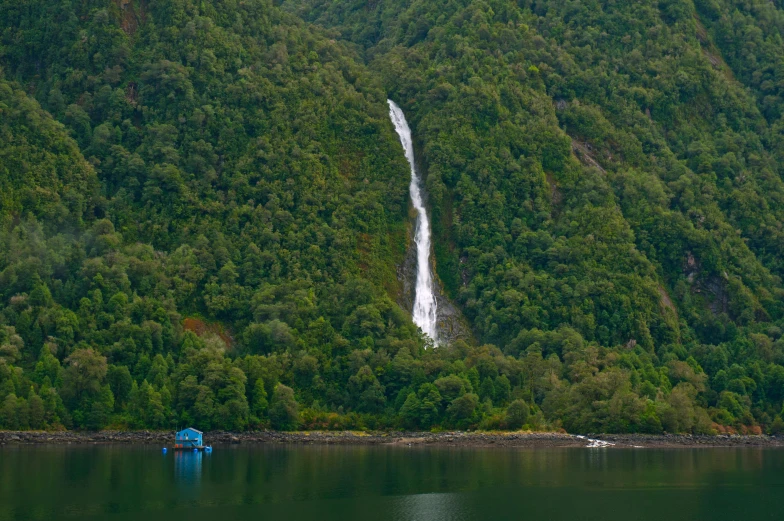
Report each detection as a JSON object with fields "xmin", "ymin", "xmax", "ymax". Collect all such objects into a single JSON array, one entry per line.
[
  {"xmin": 173, "ymin": 450, "xmax": 203, "ymax": 488},
  {"xmin": 1, "ymin": 445, "xmax": 784, "ymax": 521},
  {"xmin": 393, "ymin": 492, "xmax": 468, "ymax": 521}
]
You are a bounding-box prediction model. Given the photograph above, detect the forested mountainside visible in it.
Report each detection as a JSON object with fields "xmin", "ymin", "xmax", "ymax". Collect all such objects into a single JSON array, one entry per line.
[{"xmin": 1, "ymin": 0, "xmax": 784, "ymax": 434}]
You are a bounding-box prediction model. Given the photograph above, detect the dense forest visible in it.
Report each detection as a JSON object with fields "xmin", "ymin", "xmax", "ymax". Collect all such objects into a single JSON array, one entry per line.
[{"xmin": 1, "ymin": 0, "xmax": 784, "ymax": 435}]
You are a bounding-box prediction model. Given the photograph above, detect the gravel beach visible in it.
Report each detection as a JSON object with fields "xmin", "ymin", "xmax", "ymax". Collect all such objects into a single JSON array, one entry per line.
[{"xmin": 1, "ymin": 430, "xmax": 783, "ymax": 448}]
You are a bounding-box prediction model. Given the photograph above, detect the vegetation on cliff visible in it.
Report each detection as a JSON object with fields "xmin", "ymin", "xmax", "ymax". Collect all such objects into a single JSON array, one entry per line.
[{"xmin": 1, "ymin": 0, "xmax": 784, "ymax": 435}]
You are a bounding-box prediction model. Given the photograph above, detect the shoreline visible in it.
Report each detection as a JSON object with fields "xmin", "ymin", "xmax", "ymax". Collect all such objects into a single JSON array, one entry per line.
[{"xmin": 1, "ymin": 430, "xmax": 783, "ymax": 448}]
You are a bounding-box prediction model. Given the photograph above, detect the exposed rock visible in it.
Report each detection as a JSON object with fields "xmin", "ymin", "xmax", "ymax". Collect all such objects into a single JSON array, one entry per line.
[
  {"xmin": 571, "ymin": 139, "xmax": 606, "ymax": 174},
  {"xmin": 684, "ymin": 252, "xmax": 729, "ymax": 315},
  {"xmin": 658, "ymin": 285, "xmax": 677, "ymax": 314},
  {"xmin": 396, "ymin": 200, "xmax": 472, "ymax": 346},
  {"xmin": 1, "ymin": 430, "xmax": 782, "ymax": 448},
  {"xmin": 396, "ymin": 213, "xmax": 418, "ymax": 313},
  {"xmin": 434, "ymin": 288, "xmax": 471, "ymax": 345}
]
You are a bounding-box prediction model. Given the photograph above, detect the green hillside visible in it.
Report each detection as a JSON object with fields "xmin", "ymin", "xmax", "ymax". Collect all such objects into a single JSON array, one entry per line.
[
  {"xmin": 1, "ymin": 0, "xmax": 784, "ymax": 434},
  {"xmin": 0, "ymin": 80, "xmax": 98, "ymax": 230}
]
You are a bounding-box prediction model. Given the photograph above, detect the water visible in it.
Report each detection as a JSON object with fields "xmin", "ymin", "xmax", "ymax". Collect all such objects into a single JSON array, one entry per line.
[
  {"xmin": 2, "ymin": 445, "xmax": 783, "ymax": 521},
  {"xmin": 388, "ymin": 100, "xmax": 439, "ymax": 344}
]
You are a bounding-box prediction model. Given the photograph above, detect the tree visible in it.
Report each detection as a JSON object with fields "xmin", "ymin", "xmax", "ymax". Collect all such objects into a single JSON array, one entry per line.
[
  {"xmin": 129, "ymin": 380, "xmax": 167, "ymax": 429},
  {"xmin": 0, "ymin": 326, "xmax": 22, "ymax": 364},
  {"xmin": 34, "ymin": 347, "xmax": 62, "ymax": 387},
  {"xmin": 40, "ymin": 379, "xmax": 68, "ymax": 428},
  {"xmin": 661, "ymin": 383, "xmax": 698, "ymax": 433},
  {"xmin": 434, "ymin": 375, "xmax": 468, "ymax": 402},
  {"xmin": 0, "ymin": 393, "xmax": 18, "ymax": 429},
  {"xmin": 770, "ymin": 416, "xmax": 784, "ymax": 435},
  {"xmin": 177, "ymin": 375, "xmax": 215, "ymax": 429},
  {"xmin": 28, "ymin": 389, "xmax": 45, "ymax": 429},
  {"xmin": 86, "ymin": 385, "xmax": 114, "ymax": 430},
  {"xmin": 107, "ymin": 365, "xmax": 133, "ymax": 411},
  {"xmin": 416, "ymin": 384, "xmax": 443, "ymax": 429},
  {"xmin": 61, "ymin": 348, "xmax": 108, "ymax": 406},
  {"xmin": 447, "ymin": 393, "xmax": 479, "ymax": 428},
  {"xmin": 399, "ymin": 392, "xmax": 421, "ymax": 430},
  {"xmin": 505, "ymin": 399, "xmax": 530, "ymax": 430},
  {"xmin": 174, "ymin": 347, "xmax": 249, "ymax": 430},
  {"xmin": 494, "ymin": 375, "xmax": 511, "ymax": 406},
  {"xmin": 251, "ymin": 377, "xmax": 269, "ymax": 421},
  {"xmin": 269, "ymin": 384, "xmax": 299, "ymax": 431},
  {"xmin": 348, "ymin": 365, "xmax": 386, "ymax": 413},
  {"xmin": 479, "ymin": 378, "xmax": 495, "ymax": 404}
]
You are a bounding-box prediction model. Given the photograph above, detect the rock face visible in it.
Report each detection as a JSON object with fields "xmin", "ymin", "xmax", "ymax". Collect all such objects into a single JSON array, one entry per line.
[
  {"xmin": 434, "ymin": 286, "xmax": 471, "ymax": 346},
  {"xmin": 397, "ymin": 210, "xmax": 472, "ymax": 346},
  {"xmin": 396, "ymin": 216, "xmax": 418, "ymax": 313}
]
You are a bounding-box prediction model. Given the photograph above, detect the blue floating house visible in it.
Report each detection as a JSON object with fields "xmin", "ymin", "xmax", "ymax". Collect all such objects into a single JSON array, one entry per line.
[{"xmin": 175, "ymin": 428, "xmax": 203, "ymax": 449}]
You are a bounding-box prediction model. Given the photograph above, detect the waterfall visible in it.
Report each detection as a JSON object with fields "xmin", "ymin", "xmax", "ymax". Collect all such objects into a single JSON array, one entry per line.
[{"xmin": 388, "ymin": 100, "xmax": 439, "ymax": 345}]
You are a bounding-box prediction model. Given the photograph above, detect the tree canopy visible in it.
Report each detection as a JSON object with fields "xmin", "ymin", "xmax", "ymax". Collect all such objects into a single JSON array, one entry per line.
[{"xmin": 1, "ymin": 0, "xmax": 784, "ymax": 435}]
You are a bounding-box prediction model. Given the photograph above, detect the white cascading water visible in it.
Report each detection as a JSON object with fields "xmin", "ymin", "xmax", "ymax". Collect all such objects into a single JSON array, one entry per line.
[{"xmin": 388, "ymin": 100, "xmax": 439, "ymax": 345}]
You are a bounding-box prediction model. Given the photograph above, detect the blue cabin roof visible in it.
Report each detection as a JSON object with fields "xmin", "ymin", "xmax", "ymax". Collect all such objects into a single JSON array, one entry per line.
[{"xmin": 176, "ymin": 428, "xmax": 203, "ymax": 436}]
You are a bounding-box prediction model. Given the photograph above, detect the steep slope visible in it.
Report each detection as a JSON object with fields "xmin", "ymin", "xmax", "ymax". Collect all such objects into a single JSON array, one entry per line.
[
  {"xmin": 0, "ymin": 79, "xmax": 98, "ymax": 230},
  {"xmin": 3, "ymin": 0, "xmax": 784, "ymax": 434},
  {"xmin": 286, "ymin": 0, "xmax": 784, "ymax": 432},
  {"xmin": 0, "ymin": 0, "xmax": 421, "ymax": 430}
]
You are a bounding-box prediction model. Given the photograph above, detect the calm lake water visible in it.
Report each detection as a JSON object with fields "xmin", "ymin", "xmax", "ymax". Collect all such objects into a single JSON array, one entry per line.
[{"xmin": 1, "ymin": 444, "xmax": 783, "ymax": 521}]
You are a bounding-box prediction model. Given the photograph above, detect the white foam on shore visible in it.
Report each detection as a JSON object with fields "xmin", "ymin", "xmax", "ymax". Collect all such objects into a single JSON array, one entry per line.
[{"xmin": 574, "ymin": 435, "xmax": 615, "ymax": 448}]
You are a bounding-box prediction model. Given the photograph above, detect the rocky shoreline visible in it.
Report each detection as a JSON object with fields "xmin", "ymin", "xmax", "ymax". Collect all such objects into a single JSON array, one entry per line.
[{"xmin": 1, "ymin": 430, "xmax": 783, "ymax": 448}]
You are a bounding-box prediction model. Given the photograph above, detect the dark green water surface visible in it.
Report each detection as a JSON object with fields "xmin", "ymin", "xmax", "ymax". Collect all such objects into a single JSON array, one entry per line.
[{"xmin": 1, "ymin": 444, "xmax": 782, "ymax": 521}]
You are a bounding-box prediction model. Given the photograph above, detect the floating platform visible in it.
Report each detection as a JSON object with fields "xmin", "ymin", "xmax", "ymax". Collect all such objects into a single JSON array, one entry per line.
[{"xmin": 163, "ymin": 446, "xmax": 212, "ymax": 452}]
